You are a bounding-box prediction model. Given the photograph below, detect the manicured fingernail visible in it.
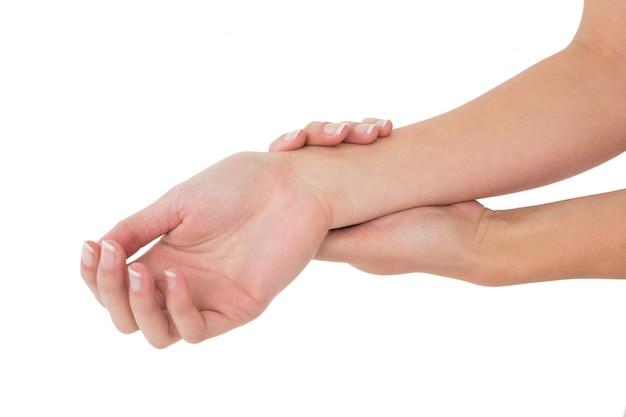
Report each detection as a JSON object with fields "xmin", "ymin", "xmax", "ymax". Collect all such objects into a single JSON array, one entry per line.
[
  {"xmin": 284, "ymin": 129, "xmax": 301, "ymax": 142},
  {"xmin": 323, "ymin": 122, "xmax": 347, "ymax": 136},
  {"xmin": 354, "ymin": 123, "xmax": 375, "ymax": 135},
  {"xmin": 164, "ymin": 270, "xmax": 177, "ymax": 291},
  {"xmin": 128, "ymin": 267, "xmax": 142, "ymax": 292},
  {"xmin": 375, "ymin": 119, "xmax": 390, "ymax": 128},
  {"xmin": 81, "ymin": 242, "xmax": 95, "ymax": 267},
  {"xmin": 100, "ymin": 241, "xmax": 116, "ymax": 269}
]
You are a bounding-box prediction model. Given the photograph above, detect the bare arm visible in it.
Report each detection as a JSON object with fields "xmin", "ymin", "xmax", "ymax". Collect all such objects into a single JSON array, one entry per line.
[
  {"xmin": 285, "ymin": 0, "xmax": 626, "ymax": 229},
  {"xmin": 471, "ymin": 189, "xmax": 626, "ymax": 285},
  {"xmin": 81, "ymin": 0, "xmax": 626, "ymax": 345},
  {"xmin": 312, "ymin": 188, "xmax": 626, "ymax": 286}
]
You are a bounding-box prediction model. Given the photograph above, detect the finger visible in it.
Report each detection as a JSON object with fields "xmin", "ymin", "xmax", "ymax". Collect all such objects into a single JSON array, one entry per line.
[
  {"xmin": 331, "ymin": 119, "xmax": 393, "ymax": 145},
  {"xmin": 315, "ymin": 228, "xmax": 357, "ymax": 263},
  {"xmin": 81, "ymin": 240, "xmax": 103, "ymax": 306},
  {"xmin": 128, "ymin": 264, "xmax": 180, "ymax": 348},
  {"xmin": 269, "ymin": 121, "xmax": 349, "ymax": 151},
  {"xmin": 164, "ymin": 269, "xmax": 236, "ymax": 343},
  {"xmin": 96, "ymin": 240, "xmax": 138, "ymax": 334},
  {"xmin": 343, "ymin": 118, "xmax": 395, "ymax": 144},
  {"xmin": 301, "ymin": 121, "xmax": 350, "ymax": 146},
  {"xmin": 360, "ymin": 118, "xmax": 393, "ymax": 137},
  {"xmin": 268, "ymin": 129, "xmax": 306, "ymax": 152},
  {"xmin": 100, "ymin": 189, "xmax": 183, "ymax": 259},
  {"xmin": 269, "ymin": 118, "xmax": 392, "ymax": 152},
  {"xmin": 342, "ymin": 121, "xmax": 379, "ymax": 145},
  {"xmin": 315, "ymin": 227, "xmax": 386, "ymax": 274},
  {"xmin": 315, "ymin": 225, "xmax": 381, "ymax": 266}
]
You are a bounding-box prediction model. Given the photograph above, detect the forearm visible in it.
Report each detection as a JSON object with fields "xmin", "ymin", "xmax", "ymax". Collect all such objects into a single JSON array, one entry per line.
[
  {"xmin": 471, "ymin": 189, "xmax": 626, "ymax": 285},
  {"xmin": 284, "ymin": 40, "xmax": 626, "ymax": 229}
]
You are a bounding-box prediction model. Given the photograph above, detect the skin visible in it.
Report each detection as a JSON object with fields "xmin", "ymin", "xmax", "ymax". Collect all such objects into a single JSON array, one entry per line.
[
  {"xmin": 267, "ymin": 119, "xmax": 393, "ymax": 152},
  {"xmin": 273, "ymin": 122, "xmax": 626, "ymax": 286},
  {"xmin": 81, "ymin": 0, "xmax": 626, "ymax": 347},
  {"xmin": 82, "ymin": 153, "xmax": 331, "ymax": 346}
]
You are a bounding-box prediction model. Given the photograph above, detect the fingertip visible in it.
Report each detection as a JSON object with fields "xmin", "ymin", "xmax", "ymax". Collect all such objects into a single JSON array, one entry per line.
[
  {"xmin": 128, "ymin": 265, "xmax": 144, "ymax": 293},
  {"xmin": 269, "ymin": 130, "xmax": 306, "ymax": 152},
  {"xmin": 99, "ymin": 239, "xmax": 128, "ymax": 272},
  {"xmin": 361, "ymin": 118, "xmax": 393, "ymax": 137},
  {"xmin": 164, "ymin": 269, "xmax": 179, "ymax": 291},
  {"xmin": 163, "ymin": 269, "xmax": 192, "ymax": 304},
  {"xmin": 81, "ymin": 241, "xmax": 98, "ymax": 269},
  {"xmin": 127, "ymin": 264, "xmax": 175, "ymax": 344},
  {"xmin": 322, "ymin": 122, "xmax": 349, "ymax": 137},
  {"xmin": 268, "ymin": 139, "xmax": 281, "ymax": 152},
  {"xmin": 375, "ymin": 119, "xmax": 393, "ymax": 136},
  {"xmin": 283, "ymin": 129, "xmax": 302, "ymax": 143},
  {"xmin": 127, "ymin": 262, "xmax": 157, "ymax": 293},
  {"xmin": 81, "ymin": 240, "xmax": 104, "ymax": 306},
  {"xmin": 339, "ymin": 122, "xmax": 376, "ymax": 145},
  {"xmin": 161, "ymin": 269, "xmax": 210, "ymax": 344},
  {"xmin": 303, "ymin": 122, "xmax": 349, "ymax": 146},
  {"xmin": 299, "ymin": 121, "xmax": 345, "ymax": 147},
  {"xmin": 352, "ymin": 123, "xmax": 374, "ymax": 136}
]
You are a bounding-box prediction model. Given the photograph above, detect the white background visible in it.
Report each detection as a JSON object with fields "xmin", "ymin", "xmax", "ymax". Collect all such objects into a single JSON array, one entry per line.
[{"xmin": 2, "ymin": 0, "xmax": 626, "ymax": 416}]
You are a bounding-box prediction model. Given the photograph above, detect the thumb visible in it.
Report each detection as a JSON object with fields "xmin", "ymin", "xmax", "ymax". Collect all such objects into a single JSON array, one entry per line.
[
  {"xmin": 315, "ymin": 227, "xmax": 365, "ymax": 264},
  {"xmin": 316, "ymin": 224, "xmax": 396, "ymax": 275},
  {"xmin": 100, "ymin": 190, "xmax": 182, "ymax": 259}
]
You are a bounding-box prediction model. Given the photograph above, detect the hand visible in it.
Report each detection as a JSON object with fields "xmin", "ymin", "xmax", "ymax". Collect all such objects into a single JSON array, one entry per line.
[
  {"xmin": 316, "ymin": 200, "xmax": 490, "ymax": 280},
  {"xmin": 268, "ymin": 118, "xmax": 393, "ymax": 152},
  {"xmin": 80, "ymin": 152, "xmax": 331, "ymax": 348}
]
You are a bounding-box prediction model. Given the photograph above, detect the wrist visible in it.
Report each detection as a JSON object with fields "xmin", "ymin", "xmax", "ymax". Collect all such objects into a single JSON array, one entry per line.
[
  {"xmin": 266, "ymin": 150, "xmax": 339, "ymax": 229},
  {"xmin": 279, "ymin": 127, "xmax": 437, "ymax": 229},
  {"xmin": 476, "ymin": 191, "xmax": 626, "ymax": 282},
  {"xmin": 465, "ymin": 208, "xmax": 515, "ymax": 286},
  {"xmin": 466, "ymin": 203, "xmax": 575, "ymax": 286},
  {"xmin": 279, "ymin": 145, "xmax": 365, "ymax": 229}
]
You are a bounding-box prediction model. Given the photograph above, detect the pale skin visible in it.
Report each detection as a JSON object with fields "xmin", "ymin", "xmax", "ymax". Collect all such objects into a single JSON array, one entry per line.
[
  {"xmin": 273, "ymin": 121, "xmax": 626, "ymax": 286},
  {"xmin": 81, "ymin": 0, "xmax": 626, "ymax": 347}
]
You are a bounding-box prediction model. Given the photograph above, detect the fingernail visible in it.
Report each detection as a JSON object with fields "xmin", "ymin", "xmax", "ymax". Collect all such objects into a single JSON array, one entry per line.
[
  {"xmin": 323, "ymin": 122, "xmax": 347, "ymax": 136},
  {"xmin": 354, "ymin": 123, "xmax": 375, "ymax": 135},
  {"xmin": 100, "ymin": 241, "xmax": 116, "ymax": 269},
  {"xmin": 164, "ymin": 270, "xmax": 177, "ymax": 291},
  {"xmin": 128, "ymin": 267, "xmax": 142, "ymax": 292},
  {"xmin": 284, "ymin": 129, "xmax": 301, "ymax": 142},
  {"xmin": 375, "ymin": 119, "xmax": 390, "ymax": 128},
  {"xmin": 81, "ymin": 242, "xmax": 95, "ymax": 267}
]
